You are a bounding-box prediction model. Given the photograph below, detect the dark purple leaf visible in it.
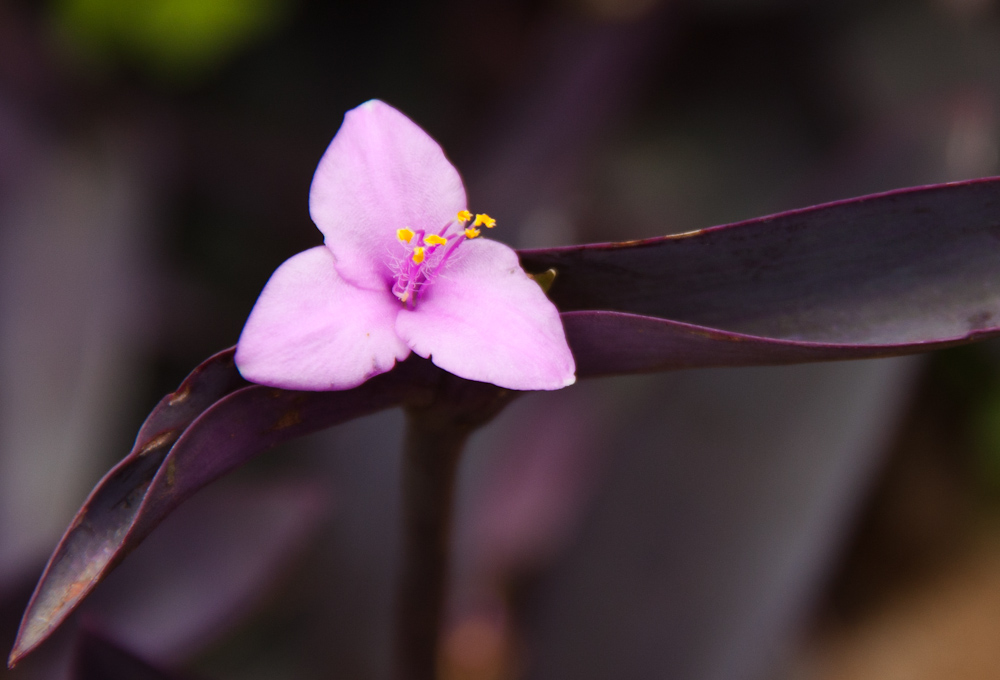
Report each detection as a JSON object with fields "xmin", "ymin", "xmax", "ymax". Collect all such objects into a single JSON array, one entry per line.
[
  {"xmin": 9, "ymin": 356, "xmax": 434, "ymax": 667},
  {"xmin": 132, "ymin": 349, "xmax": 248, "ymax": 450},
  {"xmin": 520, "ymin": 178, "xmax": 1000, "ymax": 375},
  {"xmin": 560, "ymin": 311, "xmax": 998, "ymax": 377},
  {"xmin": 7, "ymin": 349, "xmax": 243, "ymax": 666}
]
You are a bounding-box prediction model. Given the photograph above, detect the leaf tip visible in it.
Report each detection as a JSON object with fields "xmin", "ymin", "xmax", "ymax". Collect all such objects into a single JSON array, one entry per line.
[
  {"xmin": 8, "ymin": 617, "xmax": 47, "ymax": 668},
  {"xmin": 527, "ymin": 268, "xmax": 558, "ymax": 293},
  {"xmin": 8, "ymin": 635, "xmax": 31, "ymax": 669}
]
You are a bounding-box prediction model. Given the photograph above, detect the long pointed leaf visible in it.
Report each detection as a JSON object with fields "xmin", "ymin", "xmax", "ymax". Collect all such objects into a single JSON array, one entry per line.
[
  {"xmin": 563, "ymin": 311, "xmax": 998, "ymax": 378},
  {"xmin": 520, "ymin": 178, "xmax": 1000, "ymax": 374},
  {"xmin": 6, "ymin": 349, "xmax": 244, "ymax": 666},
  {"xmin": 9, "ymin": 356, "xmax": 433, "ymax": 666}
]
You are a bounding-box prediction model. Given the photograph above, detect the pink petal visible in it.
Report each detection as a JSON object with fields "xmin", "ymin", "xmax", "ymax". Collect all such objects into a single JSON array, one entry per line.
[
  {"xmin": 235, "ymin": 246, "xmax": 410, "ymax": 390},
  {"xmin": 395, "ymin": 239, "xmax": 576, "ymax": 391},
  {"xmin": 309, "ymin": 100, "xmax": 467, "ymax": 291}
]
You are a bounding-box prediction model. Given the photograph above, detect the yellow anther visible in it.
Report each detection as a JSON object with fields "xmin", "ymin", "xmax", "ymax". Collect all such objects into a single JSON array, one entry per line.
[
  {"xmin": 464, "ymin": 227, "xmax": 481, "ymax": 239},
  {"xmin": 425, "ymin": 234, "xmax": 447, "ymax": 246},
  {"xmin": 399, "ymin": 291, "xmax": 409, "ymax": 303},
  {"xmin": 473, "ymin": 213, "xmax": 496, "ymax": 228},
  {"xmin": 397, "ymin": 228, "xmax": 415, "ymax": 243},
  {"xmin": 457, "ymin": 210, "xmax": 473, "ymax": 223},
  {"xmin": 412, "ymin": 247, "xmax": 426, "ymax": 264}
]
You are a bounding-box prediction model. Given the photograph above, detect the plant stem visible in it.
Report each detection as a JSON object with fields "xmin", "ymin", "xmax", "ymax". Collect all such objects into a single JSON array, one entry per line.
[
  {"xmin": 392, "ymin": 369, "xmax": 516, "ymax": 680},
  {"xmin": 393, "ymin": 411, "xmax": 469, "ymax": 680}
]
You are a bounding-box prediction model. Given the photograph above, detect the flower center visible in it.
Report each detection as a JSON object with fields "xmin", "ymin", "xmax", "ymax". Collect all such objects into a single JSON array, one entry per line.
[{"xmin": 391, "ymin": 211, "xmax": 496, "ymax": 308}]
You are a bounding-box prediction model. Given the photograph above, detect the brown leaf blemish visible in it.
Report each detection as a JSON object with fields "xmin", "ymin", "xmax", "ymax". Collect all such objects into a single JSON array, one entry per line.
[
  {"xmin": 61, "ymin": 581, "xmax": 88, "ymax": 606},
  {"xmin": 138, "ymin": 431, "xmax": 178, "ymax": 457},
  {"xmin": 168, "ymin": 384, "xmax": 191, "ymax": 406},
  {"xmin": 271, "ymin": 410, "xmax": 303, "ymax": 431}
]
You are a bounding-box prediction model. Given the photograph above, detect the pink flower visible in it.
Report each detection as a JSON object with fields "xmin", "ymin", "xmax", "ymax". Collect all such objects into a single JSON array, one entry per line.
[{"xmin": 235, "ymin": 100, "xmax": 576, "ymax": 391}]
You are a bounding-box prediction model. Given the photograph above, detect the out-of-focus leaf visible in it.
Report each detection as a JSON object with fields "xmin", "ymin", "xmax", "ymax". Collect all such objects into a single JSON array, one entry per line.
[
  {"xmin": 972, "ymin": 390, "xmax": 1000, "ymax": 494},
  {"xmin": 9, "ymin": 355, "xmax": 432, "ymax": 667},
  {"xmin": 457, "ymin": 388, "xmax": 610, "ymax": 580},
  {"xmin": 51, "ymin": 0, "xmax": 291, "ymax": 80},
  {"xmin": 72, "ymin": 627, "xmax": 185, "ymax": 680},
  {"xmin": 520, "ymin": 178, "xmax": 1000, "ymax": 375},
  {"xmin": 521, "ymin": 358, "xmax": 919, "ymax": 680},
  {"xmin": 0, "ymin": 119, "xmax": 158, "ymax": 586},
  {"xmin": 82, "ymin": 480, "xmax": 326, "ymax": 662}
]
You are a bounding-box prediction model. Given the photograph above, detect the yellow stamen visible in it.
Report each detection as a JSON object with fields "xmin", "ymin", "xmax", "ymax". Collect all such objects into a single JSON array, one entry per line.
[
  {"xmin": 397, "ymin": 228, "xmax": 415, "ymax": 243},
  {"xmin": 399, "ymin": 291, "xmax": 409, "ymax": 303},
  {"xmin": 412, "ymin": 247, "xmax": 426, "ymax": 264},
  {"xmin": 425, "ymin": 234, "xmax": 447, "ymax": 246},
  {"xmin": 457, "ymin": 210, "xmax": 473, "ymax": 223},
  {"xmin": 473, "ymin": 214, "xmax": 496, "ymax": 228},
  {"xmin": 464, "ymin": 227, "xmax": 481, "ymax": 239}
]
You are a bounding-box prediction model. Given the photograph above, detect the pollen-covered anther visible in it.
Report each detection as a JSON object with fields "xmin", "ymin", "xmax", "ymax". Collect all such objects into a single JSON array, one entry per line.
[
  {"xmin": 473, "ymin": 214, "xmax": 496, "ymax": 228},
  {"xmin": 390, "ymin": 209, "xmax": 495, "ymax": 308}
]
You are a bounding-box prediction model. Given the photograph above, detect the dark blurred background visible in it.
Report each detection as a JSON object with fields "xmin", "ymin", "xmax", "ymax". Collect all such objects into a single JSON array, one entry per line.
[{"xmin": 3, "ymin": 0, "xmax": 1000, "ymax": 678}]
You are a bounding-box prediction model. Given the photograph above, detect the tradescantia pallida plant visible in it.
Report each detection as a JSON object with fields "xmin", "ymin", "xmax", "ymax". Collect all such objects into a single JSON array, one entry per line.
[{"xmin": 9, "ymin": 100, "xmax": 1000, "ymax": 679}]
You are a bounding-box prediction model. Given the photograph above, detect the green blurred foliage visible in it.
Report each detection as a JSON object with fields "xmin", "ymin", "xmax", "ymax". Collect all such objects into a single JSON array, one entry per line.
[
  {"xmin": 933, "ymin": 344, "xmax": 1000, "ymax": 498},
  {"xmin": 49, "ymin": 0, "xmax": 292, "ymax": 81},
  {"xmin": 971, "ymin": 388, "xmax": 1000, "ymax": 496}
]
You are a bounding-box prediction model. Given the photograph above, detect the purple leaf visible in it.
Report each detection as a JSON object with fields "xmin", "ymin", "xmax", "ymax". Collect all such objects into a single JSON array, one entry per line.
[
  {"xmin": 15, "ymin": 177, "xmax": 1000, "ymax": 668},
  {"xmin": 7, "ymin": 349, "xmax": 244, "ymax": 666},
  {"xmin": 560, "ymin": 311, "xmax": 998, "ymax": 377},
  {"xmin": 519, "ymin": 178, "xmax": 1000, "ymax": 375},
  {"xmin": 9, "ymin": 354, "xmax": 432, "ymax": 667},
  {"xmin": 131, "ymin": 349, "xmax": 249, "ymax": 451}
]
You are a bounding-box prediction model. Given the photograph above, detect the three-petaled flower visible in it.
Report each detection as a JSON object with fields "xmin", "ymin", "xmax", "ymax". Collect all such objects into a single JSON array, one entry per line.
[{"xmin": 235, "ymin": 100, "xmax": 576, "ymax": 391}]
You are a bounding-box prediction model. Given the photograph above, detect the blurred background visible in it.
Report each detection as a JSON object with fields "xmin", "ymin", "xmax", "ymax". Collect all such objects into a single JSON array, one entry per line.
[{"xmin": 3, "ymin": 0, "xmax": 1000, "ymax": 678}]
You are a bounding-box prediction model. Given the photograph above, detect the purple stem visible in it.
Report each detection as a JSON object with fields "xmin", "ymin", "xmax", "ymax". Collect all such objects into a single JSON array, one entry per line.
[
  {"xmin": 393, "ymin": 413, "xmax": 469, "ymax": 680},
  {"xmin": 392, "ymin": 375, "xmax": 517, "ymax": 680}
]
